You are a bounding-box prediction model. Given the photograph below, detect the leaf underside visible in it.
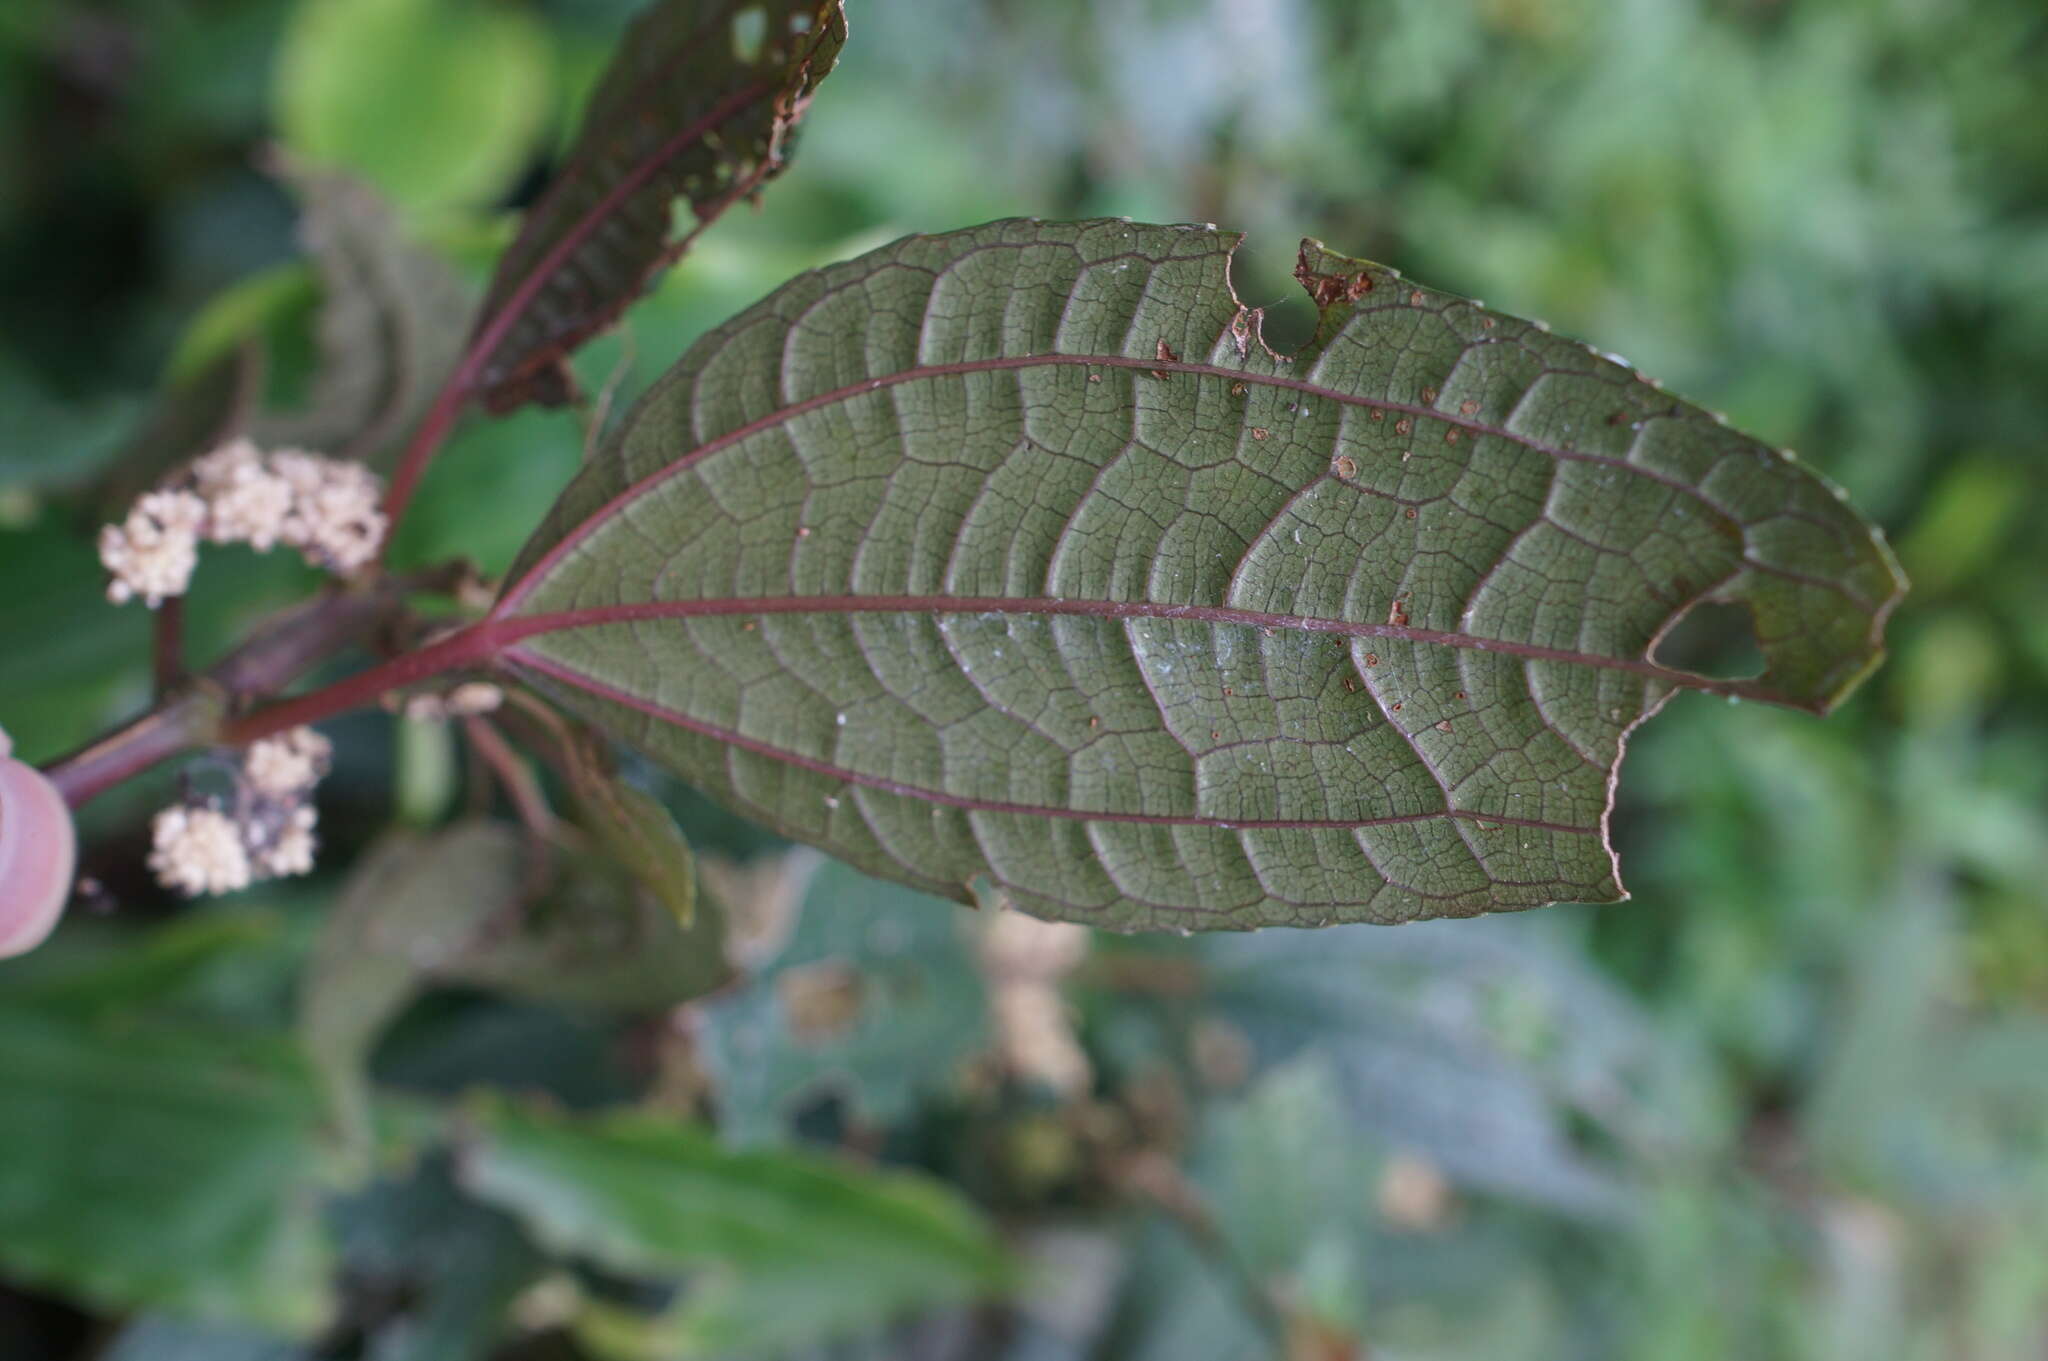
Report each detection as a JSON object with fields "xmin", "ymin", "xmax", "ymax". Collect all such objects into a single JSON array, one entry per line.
[
  {"xmin": 472, "ymin": 0, "xmax": 848, "ymax": 414},
  {"xmin": 496, "ymin": 219, "xmax": 1905, "ymax": 931}
]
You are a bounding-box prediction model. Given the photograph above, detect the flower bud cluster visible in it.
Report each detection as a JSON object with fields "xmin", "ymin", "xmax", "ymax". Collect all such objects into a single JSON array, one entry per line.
[
  {"xmin": 100, "ymin": 439, "xmax": 387, "ymax": 608},
  {"xmin": 147, "ymin": 726, "xmax": 333, "ymax": 897},
  {"xmin": 398, "ymin": 682, "xmax": 505, "ymax": 722}
]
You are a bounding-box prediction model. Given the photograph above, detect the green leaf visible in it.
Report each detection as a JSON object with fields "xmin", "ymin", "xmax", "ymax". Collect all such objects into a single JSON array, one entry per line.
[
  {"xmin": 302, "ymin": 823, "xmax": 730, "ymax": 1154},
  {"xmin": 300, "ymin": 823, "xmax": 523, "ymax": 1159},
  {"xmin": 699, "ymin": 851, "xmax": 989, "ymax": 1144},
  {"xmin": 449, "ymin": 845, "xmax": 732, "ymax": 1011},
  {"xmin": 251, "ymin": 166, "xmax": 473, "ymax": 464},
  {"xmin": 274, "ymin": 0, "xmax": 552, "ymax": 218},
  {"xmin": 470, "ymin": 0, "xmax": 848, "ymax": 413},
  {"xmin": 457, "ymin": 1098, "xmax": 1013, "ymax": 1354},
  {"xmin": 564, "ymin": 726, "xmax": 700, "ymax": 929},
  {"xmin": 492, "ymin": 220, "xmax": 1906, "ymax": 930},
  {"xmin": 0, "ymin": 1006, "xmax": 336, "ymax": 1333}
]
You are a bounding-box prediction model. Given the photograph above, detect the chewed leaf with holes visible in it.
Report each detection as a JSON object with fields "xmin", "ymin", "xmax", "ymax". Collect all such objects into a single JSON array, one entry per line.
[
  {"xmin": 492, "ymin": 219, "xmax": 1905, "ymax": 930},
  {"xmin": 472, "ymin": 0, "xmax": 846, "ymax": 413}
]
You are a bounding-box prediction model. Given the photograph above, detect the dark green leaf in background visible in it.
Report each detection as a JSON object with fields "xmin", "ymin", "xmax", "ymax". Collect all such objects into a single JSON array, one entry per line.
[
  {"xmin": 0, "ymin": 1007, "xmax": 336, "ymax": 1333},
  {"xmin": 494, "ymin": 219, "xmax": 1906, "ymax": 930},
  {"xmin": 251, "ymin": 167, "xmax": 474, "ymax": 464},
  {"xmin": 458, "ymin": 1097, "xmax": 1014, "ymax": 1355}
]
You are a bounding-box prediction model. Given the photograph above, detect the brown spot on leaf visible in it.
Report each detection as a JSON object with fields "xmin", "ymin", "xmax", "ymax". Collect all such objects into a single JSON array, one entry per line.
[
  {"xmin": 1087, "ymin": 372, "xmax": 1102, "ymax": 383},
  {"xmin": 1294, "ymin": 245, "xmax": 1375, "ymax": 308},
  {"xmin": 1149, "ymin": 339, "xmax": 1180, "ymax": 379},
  {"xmin": 1230, "ymin": 381, "xmax": 1247, "ymax": 397},
  {"xmin": 1420, "ymin": 386, "xmax": 1437, "ymax": 404},
  {"xmin": 1408, "ymin": 289, "xmax": 1425, "ymax": 305},
  {"xmin": 1334, "ymin": 454, "xmax": 1358, "ymax": 478},
  {"xmin": 778, "ymin": 960, "xmax": 864, "ymax": 1045},
  {"xmin": 1370, "ymin": 409, "xmax": 1385, "ymax": 422},
  {"xmin": 1444, "ymin": 429, "xmax": 1460, "ymax": 445},
  {"xmin": 1435, "ymin": 720, "xmax": 1453, "ymax": 733},
  {"xmin": 1364, "ymin": 652, "xmax": 1379, "ymax": 666},
  {"xmin": 1394, "ymin": 418, "xmax": 1413, "ymax": 436},
  {"xmin": 1404, "ymin": 506, "xmax": 1418, "ymax": 520},
  {"xmin": 1459, "ymin": 399, "xmax": 1480, "ymax": 415}
]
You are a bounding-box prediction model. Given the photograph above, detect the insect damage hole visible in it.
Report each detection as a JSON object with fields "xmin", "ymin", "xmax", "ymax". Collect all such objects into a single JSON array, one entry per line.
[{"xmin": 1650, "ymin": 599, "xmax": 1767, "ymax": 681}]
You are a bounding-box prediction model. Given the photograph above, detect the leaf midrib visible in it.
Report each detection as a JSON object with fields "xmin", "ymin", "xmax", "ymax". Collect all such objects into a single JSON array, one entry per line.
[
  {"xmin": 506, "ymin": 646, "xmax": 1600, "ymax": 837},
  {"xmin": 499, "ymin": 349, "xmax": 1873, "ymax": 620}
]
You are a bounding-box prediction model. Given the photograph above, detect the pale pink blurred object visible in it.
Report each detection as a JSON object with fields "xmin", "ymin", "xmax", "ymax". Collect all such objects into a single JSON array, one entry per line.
[{"xmin": 0, "ymin": 726, "xmax": 77, "ymax": 958}]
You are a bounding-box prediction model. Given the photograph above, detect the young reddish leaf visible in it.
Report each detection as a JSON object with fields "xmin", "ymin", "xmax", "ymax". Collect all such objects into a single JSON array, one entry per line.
[
  {"xmin": 471, "ymin": 0, "xmax": 848, "ymax": 414},
  {"xmin": 488, "ymin": 220, "xmax": 1906, "ymax": 932}
]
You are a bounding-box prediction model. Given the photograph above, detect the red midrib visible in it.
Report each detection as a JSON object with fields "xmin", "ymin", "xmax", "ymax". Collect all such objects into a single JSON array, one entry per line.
[
  {"xmin": 487, "ymin": 593, "xmax": 1791, "ymax": 705},
  {"xmin": 493, "ymin": 348, "xmax": 1856, "ymax": 616},
  {"xmin": 505, "ymin": 645, "xmax": 1599, "ymax": 837}
]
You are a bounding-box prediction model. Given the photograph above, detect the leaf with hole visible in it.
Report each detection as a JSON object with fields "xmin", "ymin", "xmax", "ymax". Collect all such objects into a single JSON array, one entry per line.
[
  {"xmin": 488, "ymin": 219, "xmax": 1906, "ymax": 931},
  {"xmin": 470, "ymin": 0, "xmax": 848, "ymax": 413}
]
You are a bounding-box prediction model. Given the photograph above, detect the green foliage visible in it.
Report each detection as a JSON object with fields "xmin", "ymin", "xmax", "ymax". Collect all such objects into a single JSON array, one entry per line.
[
  {"xmin": 460, "ymin": 1098, "xmax": 1015, "ymax": 1355},
  {"xmin": 698, "ymin": 852, "xmax": 990, "ymax": 1144},
  {"xmin": 0, "ymin": 944, "xmax": 338, "ymax": 1331},
  {"xmin": 273, "ymin": 0, "xmax": 553, "ymax": 218}
]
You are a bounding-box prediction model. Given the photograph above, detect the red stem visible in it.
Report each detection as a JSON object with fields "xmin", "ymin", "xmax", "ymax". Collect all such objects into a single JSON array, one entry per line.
[
  {"xmin": 151, "ymin": 597, "xmax": 185, "ymax": 698},
  {"xmin": 219, "ymin": 622, "xmax": 506, "ymax": 748}
]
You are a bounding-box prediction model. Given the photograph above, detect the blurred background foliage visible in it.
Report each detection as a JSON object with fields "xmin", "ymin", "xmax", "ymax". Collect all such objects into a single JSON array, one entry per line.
[{"xmin": 2, "ymin": 0, "xmax": 2047, "ymax": 1357}]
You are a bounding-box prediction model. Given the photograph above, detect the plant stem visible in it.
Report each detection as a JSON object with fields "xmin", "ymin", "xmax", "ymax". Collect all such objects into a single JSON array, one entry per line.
[
  {"xmin": 218, "ymin": 623, "xmax": 502, "ymax": 748},
  {"xmin": 151, "ymin": 597, "xmax": 185, "ymax": 698},
  {"xmin": 41, "ymin": 565, "xmax": 476, "ymax": 808}
]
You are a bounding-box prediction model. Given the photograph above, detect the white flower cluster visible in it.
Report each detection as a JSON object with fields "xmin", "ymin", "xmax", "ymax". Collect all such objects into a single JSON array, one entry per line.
[
  {"xmin": 99, "ymin": 490, "xmax": 207, "ymax": 607},
  {"xmin": 100, "ymin": 439, "xmax": 388, "ymax": 608},
  {"xmin": 147, "ymin": 726, "xmax": 333, "ymax": 897}
]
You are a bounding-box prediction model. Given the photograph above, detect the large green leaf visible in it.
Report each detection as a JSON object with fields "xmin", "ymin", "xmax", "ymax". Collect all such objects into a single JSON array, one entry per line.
[
  {"xmin": 489, "ymin": 219, "xmax": 1906, "ymax": 930},
  {"xmin": 471, "ymin": 0, "xmax": 848, "ymax": 413},
  {"xmin": 302, "ymin": 823, "xmax": 729, "ymax": 1154},
  {"xmin": 457, "ymin": 1098, "xmax": 1013, "ymax": 1353},
  {"xmin": 0, "ymin": 1007, "xmax": 336, "ymax": 1332}
]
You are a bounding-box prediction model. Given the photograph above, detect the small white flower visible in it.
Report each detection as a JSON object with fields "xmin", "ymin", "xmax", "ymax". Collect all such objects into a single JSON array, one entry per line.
[
  {"xmin": 243, "ymin": 726, "xmax": 333, "ymax": 799},
  {"xmin": 271, "ymin": 449, "xmax": 387, "ymax": 573},
  {"xmin": 191, "ymin": 438, "xmax": 295, "ymax": 551},
  {"xmin": 99, "ymin": 489, "xmax": 207, "ymax": 607},
  {"xmin": 254, "ymin": 804, "xmax": 318, "ymax": 879},
  {"xmin": 148, "ymin": 805, "xmax": 252, "ymax": 897}
]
